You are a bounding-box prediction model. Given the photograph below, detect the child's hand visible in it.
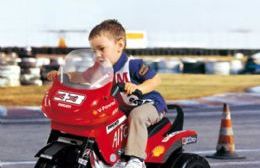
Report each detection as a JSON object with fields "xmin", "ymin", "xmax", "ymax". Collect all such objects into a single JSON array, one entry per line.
[
  {"xmin": 125, "ymin": 82, "xmax": 139, "ymax": 95},
  {"xmin": 47, "ymin": 70, "xmax": 59, "ymax": 81}
]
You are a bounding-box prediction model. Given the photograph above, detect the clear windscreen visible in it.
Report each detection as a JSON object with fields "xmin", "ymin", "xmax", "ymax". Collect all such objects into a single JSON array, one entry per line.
[{"xmin": 59, "ymin": 49, "xmax": 113, "ymax": 89}]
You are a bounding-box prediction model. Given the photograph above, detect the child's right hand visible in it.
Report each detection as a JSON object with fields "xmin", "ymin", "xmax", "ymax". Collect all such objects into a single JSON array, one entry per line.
[{"xmin": 47, "ymin": 70, "xmax": 59, "ymax": 81}]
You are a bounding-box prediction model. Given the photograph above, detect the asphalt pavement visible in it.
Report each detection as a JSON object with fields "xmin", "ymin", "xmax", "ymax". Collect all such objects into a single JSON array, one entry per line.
[
  {"xmin": 0, "ymin": 91, "xmax": 260, "ymax": 168},
  {"xmin": 1, "ymin": 91, "xmax": 260, "ymax": 124}
]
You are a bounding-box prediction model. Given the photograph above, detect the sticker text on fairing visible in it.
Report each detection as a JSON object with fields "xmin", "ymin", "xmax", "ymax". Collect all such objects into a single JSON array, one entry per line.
[
  {"xmin": 106, "ymin": 115, "xmax": 127, "ymax": 134},
  {"xmin": 112, "ymin": 124, "xmax": 128, "ymax": 148},
  {"xmin": 182, "ymin": 136, "xmax": 197, "ymax": 145},
  {"xmin": 53, "ymin": 90, "xmax": 85, "ymax": 105}
]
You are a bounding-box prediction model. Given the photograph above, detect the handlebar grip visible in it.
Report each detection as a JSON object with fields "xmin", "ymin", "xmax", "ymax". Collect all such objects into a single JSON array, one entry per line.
[
  {"xmin": 117, "ymin": 83, "xmax": 125, "ymax": 92},
  {"xmin": 117, "ymin": 83, "xmax": 143, "ymax": 98},
  {"xmin": 132, "ymin": 89, "xmax": 143, "ymax": 98}
]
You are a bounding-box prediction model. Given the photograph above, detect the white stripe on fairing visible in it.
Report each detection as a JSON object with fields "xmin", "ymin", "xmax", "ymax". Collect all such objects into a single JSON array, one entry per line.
[{"xmin": 106, "ymin": 115, "xmax": 127, "ymax": 134}]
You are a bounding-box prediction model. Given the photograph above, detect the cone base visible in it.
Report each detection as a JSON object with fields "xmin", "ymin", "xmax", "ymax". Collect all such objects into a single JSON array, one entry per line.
[{"xmin": 206, "ymin": 152, "xmax": 246, "ymax": 160}]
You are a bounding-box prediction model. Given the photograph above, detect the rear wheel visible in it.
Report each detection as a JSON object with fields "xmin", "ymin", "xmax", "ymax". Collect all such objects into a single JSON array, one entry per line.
[{"xmin": 166, "ymin": 153, "xmax": 210, "ymax": 168}]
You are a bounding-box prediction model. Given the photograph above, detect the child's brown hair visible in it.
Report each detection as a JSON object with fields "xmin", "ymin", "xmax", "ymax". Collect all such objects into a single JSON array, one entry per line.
[{"xmin": 88, "ymin": 19, "xmax": 126, "ymax": 48}]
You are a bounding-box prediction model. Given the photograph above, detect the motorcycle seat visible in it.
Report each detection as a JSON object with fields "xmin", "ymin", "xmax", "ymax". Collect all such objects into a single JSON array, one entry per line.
[{"xmin": 148, "ymin": 117, "xmax": 170, "ymax": 137}]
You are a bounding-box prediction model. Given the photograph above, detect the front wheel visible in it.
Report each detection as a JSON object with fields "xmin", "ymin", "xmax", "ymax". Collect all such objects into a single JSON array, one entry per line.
[
  {"xmin": 34, "ymin": 158, "xmax": 91, "ymax": 168},
  {"xmin": 34, "ymin": 158, "xmax": 59, "ymax": 168},
  {"xmin": 167, "ymin": 153, "xmax": 210, "ymax": 168}
]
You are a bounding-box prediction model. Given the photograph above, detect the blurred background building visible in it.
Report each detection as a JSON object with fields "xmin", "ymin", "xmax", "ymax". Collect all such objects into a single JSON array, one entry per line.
[
  {"xmin": 0, "ymin": 0, "xmax": 259, "ymax": 49},
  {"xmin": 1, "ymin": 0, "xmax": 260, "ymax": 87}
]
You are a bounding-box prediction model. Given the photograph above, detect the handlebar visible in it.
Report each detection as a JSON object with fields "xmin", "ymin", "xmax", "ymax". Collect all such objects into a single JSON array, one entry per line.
[{"xmin": 111, "ymin": 83, "xmax": 143, "ymax": 98}]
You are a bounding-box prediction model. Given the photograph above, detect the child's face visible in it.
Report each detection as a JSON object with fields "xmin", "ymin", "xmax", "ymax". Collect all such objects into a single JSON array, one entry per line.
[{"xmin": 89, "ymin": 34, "xmax": 124, "ymax": 65}]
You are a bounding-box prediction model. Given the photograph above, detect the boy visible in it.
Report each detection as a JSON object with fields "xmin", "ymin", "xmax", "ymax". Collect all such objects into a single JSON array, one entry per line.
[{"xmin": 48, "ymin": 19, "xmax": 167, "ymax": 168}]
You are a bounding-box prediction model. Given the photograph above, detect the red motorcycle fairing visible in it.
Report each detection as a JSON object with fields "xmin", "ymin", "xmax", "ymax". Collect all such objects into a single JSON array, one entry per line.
[
  {"xmin": 94, "ymin": 114, "xmax": 128, "ymax": 165},
  {"xmin": 42, "ymin": 78, "xmax": 130, "ymax": 165},
  {"xmin": 146, "ymin": 129, "xmax": 197, "ymax": 163},
  {"xmin": 43, "ymin": 78, "xmax": 114, "ymax": 127}
]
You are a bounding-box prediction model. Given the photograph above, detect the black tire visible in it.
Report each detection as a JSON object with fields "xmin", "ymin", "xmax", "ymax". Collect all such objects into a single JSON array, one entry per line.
[
  {"xmin": 167, "ymin": 153, "xmax": 210, "ymax": 168},
  {"xmin": 34, "ymin": 158, "xmax": 59, "ymax": 168},
  {"xmin": 34, "ymin": 157, "xmax": 88, "ymax": 168}
]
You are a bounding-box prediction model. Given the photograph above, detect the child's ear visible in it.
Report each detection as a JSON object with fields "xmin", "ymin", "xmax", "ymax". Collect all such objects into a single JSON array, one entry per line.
[{"xmin": 117, "ymin": 38, "xmax": 125, "ymax": 50}]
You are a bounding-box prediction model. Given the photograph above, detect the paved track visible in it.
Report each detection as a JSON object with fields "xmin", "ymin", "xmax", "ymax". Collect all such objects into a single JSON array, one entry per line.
[{"xmin": 0, "ymin": 105, "xmax": 259, "ymax": 168}]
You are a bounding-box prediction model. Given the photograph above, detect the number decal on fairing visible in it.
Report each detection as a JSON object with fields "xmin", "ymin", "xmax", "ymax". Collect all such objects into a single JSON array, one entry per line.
[{"xmin": 53, "ymin": 90, "xmax": 85, "ymax": 105}]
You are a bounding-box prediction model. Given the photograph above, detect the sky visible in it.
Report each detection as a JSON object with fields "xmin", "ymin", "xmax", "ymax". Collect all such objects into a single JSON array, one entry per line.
[{"xmin": 0, "ymin": 0, "xmax": 260, "ymax": 48}]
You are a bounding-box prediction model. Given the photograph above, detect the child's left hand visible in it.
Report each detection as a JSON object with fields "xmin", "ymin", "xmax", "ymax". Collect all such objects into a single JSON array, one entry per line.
[{"xmin": 125, "ymin": 82, "xmax": 139, "ymax": 95}]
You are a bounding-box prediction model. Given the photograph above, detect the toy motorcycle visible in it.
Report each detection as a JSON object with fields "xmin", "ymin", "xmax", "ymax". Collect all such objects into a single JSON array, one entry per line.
[{"xmin": 34, "ymin": 49, "xmax": 210, "ymax": 168}]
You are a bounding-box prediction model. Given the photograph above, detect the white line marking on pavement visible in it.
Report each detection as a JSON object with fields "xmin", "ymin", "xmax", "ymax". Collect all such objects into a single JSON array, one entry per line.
[
  {"xmin": 167, "ymin": 110, "xmax": 260, "ymax": 117},
  {"xmin": 0, "ymin": 161, "xmax": 36, "ymax": 166},
  {"xmin": 194, "ymin": 148, "xmax": 260, "ymax": 167},
  {"xmin": 0, "ymin": 118, "xmax": 49, "ymax": 124},
  {"xmin": 193, "ymin": 148, "xmax": 260, "ymax": 154},
  {"xmin": 210, "ymin": 161, "xmax": 260, "ymax": 167}
]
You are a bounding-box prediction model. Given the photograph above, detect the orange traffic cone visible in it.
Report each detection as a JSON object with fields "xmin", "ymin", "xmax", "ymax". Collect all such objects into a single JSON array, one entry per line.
[{"xmin": 207, "ymin": 103, "xmax": 245, "ymax": 159}]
